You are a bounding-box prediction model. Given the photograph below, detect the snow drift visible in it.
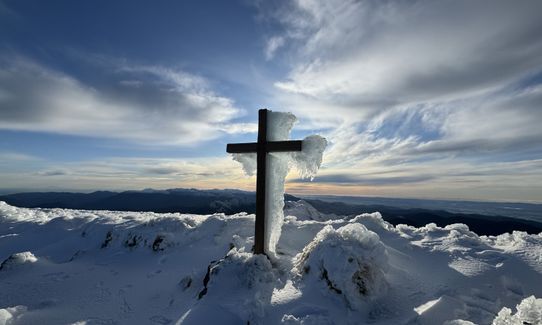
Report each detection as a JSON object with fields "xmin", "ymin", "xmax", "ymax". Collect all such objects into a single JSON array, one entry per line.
[{"xmin": 1, "ymin": 200, "xmax": 541, "ymax": 324}]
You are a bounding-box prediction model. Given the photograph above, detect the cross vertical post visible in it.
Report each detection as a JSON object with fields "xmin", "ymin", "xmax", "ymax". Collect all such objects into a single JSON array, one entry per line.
[
  {"xmin": 254, "ymin": 109, "xmax": 267, "ymax": 254},
  {"xmin": 226, "ymin": 109, "xmax": 302, "ymax": 255}
]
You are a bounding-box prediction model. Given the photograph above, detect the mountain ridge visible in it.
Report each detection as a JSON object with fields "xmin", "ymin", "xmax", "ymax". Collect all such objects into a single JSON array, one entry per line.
[{"xmin": 1, "ymin": 189, "xmax": 541, "ymax": 236}]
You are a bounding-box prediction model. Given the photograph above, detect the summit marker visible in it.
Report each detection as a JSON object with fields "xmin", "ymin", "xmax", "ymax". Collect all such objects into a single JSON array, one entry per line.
[{"xmin": 227, "ymin": 109, "xmax": 303, "ymax": 255}]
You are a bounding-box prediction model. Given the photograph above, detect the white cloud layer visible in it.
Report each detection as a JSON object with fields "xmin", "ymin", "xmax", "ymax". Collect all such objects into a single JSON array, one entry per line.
[{"xmin": 0, "ymin": 57, "xmax": 249, "ymax": 145}]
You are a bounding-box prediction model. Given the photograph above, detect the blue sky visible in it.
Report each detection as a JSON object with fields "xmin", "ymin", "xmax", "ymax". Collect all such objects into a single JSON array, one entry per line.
[{"xmin": 1, "ymin": 0, "xmax": 541, "ymax": 202}]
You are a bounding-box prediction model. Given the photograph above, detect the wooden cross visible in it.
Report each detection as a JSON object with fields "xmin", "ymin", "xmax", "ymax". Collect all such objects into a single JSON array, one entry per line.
[{"xmin": 227, "ymin": 109, "xmax": 302, "ymax": 255}]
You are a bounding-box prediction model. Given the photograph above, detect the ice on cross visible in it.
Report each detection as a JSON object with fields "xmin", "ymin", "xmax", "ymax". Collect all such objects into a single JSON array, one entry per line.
[{"xmin": 231, "ymin": 110, "xmax": 327, "ymax": 256}]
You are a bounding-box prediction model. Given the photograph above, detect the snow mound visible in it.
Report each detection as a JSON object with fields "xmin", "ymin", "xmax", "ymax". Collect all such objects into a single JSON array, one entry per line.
[
  {"xmin": 0, "ymin": 251, "xmax": 37, "ymax": 271},
  {"xmin": 182, "ymin": 249, "xmax": 275, "ymax": 324},
  {"xmin": 293, "ymin": 223, "xmax": 389, "ymax": 311},
  {"xmin": 0, "ymin": 306, "xmax": 27, "ymax": 325},
  {"xmin": 492, "ymin": 295, "xmax": 542, "ymax": 325}
]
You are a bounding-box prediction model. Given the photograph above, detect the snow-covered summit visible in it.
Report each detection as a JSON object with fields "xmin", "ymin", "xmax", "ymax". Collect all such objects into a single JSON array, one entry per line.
[{"xmin": 1, "ymin": 201, "xmax": 541, "ymax": 324}]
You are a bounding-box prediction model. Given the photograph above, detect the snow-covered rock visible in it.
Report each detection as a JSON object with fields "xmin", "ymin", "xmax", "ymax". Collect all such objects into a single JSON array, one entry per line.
[
  {"xmin": 0, "ymin": 306, "xmax": 27, "ymax": 325},
  {"xmin": 293, "ymin": 224, "xmax": 389, "ymax": 311},
  {"xmin": 181, "ymin": 249, "xmax": 275, "ymax": 324},
  {"xmin": 0, "ymin": 252, "xmax": 38, "ymax": 271}
]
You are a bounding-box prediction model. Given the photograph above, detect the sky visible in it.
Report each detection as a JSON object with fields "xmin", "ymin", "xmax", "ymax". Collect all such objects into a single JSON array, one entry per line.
[{"xmin": 0, "ymin": 0, "xmax": 541, "ymax": 203}]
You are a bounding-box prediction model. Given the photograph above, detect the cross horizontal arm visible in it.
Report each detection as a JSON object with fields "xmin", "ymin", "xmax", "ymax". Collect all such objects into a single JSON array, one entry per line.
[
  {"xmin": 227, "ymin": 143, "xmax": 257, "ymax": 153},
  {"xmin": 226, "ymin": 140, "xmax": 302, "ymax": 154},
  {"xmin": 267, "ymin": 140, "xmax": 302, "ymax": 152}
]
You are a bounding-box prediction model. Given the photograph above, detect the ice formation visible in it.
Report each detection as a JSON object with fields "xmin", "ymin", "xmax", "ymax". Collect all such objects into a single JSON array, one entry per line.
[{"xmin": 231, "ymin": 110, "xmax": 327, "ymax": 256}]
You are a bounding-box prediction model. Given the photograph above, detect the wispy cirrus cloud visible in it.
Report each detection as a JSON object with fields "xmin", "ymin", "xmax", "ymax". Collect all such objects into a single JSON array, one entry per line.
[
  {"xmin": 256, "ymin": 0, "xmax": 542, "ymax": 189},
  {"xmin": 263, "ymin": 0, "xmax": 542, "ymax": 125},
  {"xmin": 271, "ymin": 0, "xmax": 542, "ymax": 117}
]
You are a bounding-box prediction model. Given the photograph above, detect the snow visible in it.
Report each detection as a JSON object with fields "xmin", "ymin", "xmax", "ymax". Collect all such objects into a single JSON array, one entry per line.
[
  {"xmin": 292, "ymin": 224, "xmax": 389, "ymax": 311},
  {"xmin": 492, "ymin": 296, "xmax": 542, "ymax": 325},
  {"xmin": 0, "ymin": 252, "xmax": 37, "ymax": 270},
  {"xmin": 1, "ymin": 200, "xmax": 542, "ymax": 324},
  {"xmin": 284, "ymin": 200, "xmax": 337, "ymax": 221},
  {"xmin": 230, "ymin": 110, "xmax": 327, "ymax": 256},
  {"xmin": 0, "ymin": 306, "xmax": 27, "ymax": 325}
]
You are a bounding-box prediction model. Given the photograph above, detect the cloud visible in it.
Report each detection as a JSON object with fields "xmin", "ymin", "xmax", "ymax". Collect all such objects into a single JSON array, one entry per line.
[
  {"xmin": 0, "ymin": 56, "xmax": 247, "ymax": 145},
  {"xmin": 271, "ymin": 0, "xmax": 542, "ymax": 122},
  {"xmin": 289, "ymin": 173, "xmax": 434, "ymax": 185},
  {"xmin": 264, "ymin": 36, "xmax": 285, "ymax": 60},
  {"xmin": 0, "ymin": 152, "xmax": 40, "ymax": 161},
  {"xmin": 36, "ymin": 170, "xmax": 67, "ymax": 176},
  {"xmin": 217, "ymin": 123, "xmax": 258, "ymax": 134},
  {"xmin": 0, "ymin": 155, "xmax": 259, "ymax": 193},
  {"xmin": 258, "ymin": 1, "xmax": 542, "ymax": 190},
  {"xmin": 68, "ymin": 157, "xmax": 245, "ymax": 181}
]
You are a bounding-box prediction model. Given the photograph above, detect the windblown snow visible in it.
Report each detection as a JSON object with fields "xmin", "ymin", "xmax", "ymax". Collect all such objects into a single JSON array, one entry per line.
[{"xmin": 1, "ymin": 200, "xmax": 541, "ymax": 325}]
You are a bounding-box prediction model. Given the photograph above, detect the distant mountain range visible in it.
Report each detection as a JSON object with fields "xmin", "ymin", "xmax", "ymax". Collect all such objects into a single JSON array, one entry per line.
[
  {"xmin": 0, "ymin": 188, "xmax": 300, "ymax": 215},
  {"xmin": 1, "ymin": 188, "xmax": 541, "ymax": 236},
  {"xmin": 301, "ymin": 198, "xmax": 542, "ymax": 236},
  {"xmin": 305, "ymin": 195, "xmax": 542, "ymax": 223}
]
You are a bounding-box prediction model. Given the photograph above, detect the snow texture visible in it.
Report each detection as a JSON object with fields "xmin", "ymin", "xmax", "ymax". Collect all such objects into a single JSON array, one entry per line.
[
  {"xmin": 230, "ymin": 110, "xmax": 327, "ymax": 256},
  {"xmin": 1, "ymin": 200, "xmax": 542, "ymax": 324}
]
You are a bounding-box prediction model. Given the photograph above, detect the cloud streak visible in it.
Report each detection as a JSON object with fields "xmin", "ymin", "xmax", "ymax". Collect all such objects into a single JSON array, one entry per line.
[{"xmin": 289, "ymin": 174, "xmax": 435, "ymax": 185}]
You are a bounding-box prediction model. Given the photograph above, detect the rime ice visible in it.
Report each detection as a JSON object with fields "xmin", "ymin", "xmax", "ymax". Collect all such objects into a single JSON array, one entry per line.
[{"xmin": 232, "ymin": 110, "xmax": 327, "ymax": 256}]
